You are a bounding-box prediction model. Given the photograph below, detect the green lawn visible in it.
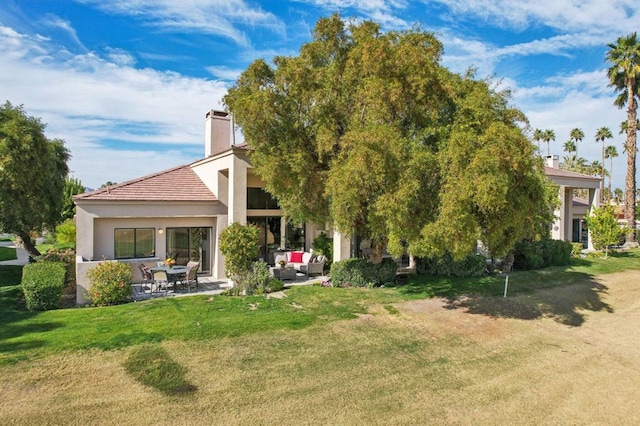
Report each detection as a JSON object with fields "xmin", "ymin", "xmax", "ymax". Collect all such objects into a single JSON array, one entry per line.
[
  {"xmin": 0, "ymin": 246, "xmax": 17, "ymax": 261},
  {"xmin": 1, "ymin": 250, "xmax": 639, "ymax": 366},
  {"xmin": 1, "ymin": 251, "xmax": 640, "ymax": 424}
]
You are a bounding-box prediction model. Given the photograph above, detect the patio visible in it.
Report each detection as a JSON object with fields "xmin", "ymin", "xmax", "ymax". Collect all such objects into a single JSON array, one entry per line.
[{"xmin": 131, "ymin": 272, "xmax": 328, "ymax": 301}]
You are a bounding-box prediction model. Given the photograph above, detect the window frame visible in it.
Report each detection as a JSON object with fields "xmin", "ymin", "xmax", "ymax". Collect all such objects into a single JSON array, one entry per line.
[{"xmin": 114, "ymin": 227, "xmax": 156, "ymax": 259}]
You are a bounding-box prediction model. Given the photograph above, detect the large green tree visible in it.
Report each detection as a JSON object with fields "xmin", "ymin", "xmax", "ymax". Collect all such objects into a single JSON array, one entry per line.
[
  {"xmin": 0, "ymin": 102, "xmax": 70, "ymax": 258},
  {"xmin": 606, "ymin": 32, "xmax": 640, "ymax": 243},
  {"xmin": 224, "ymin": 15, "xmax": 553, "ymax": 260}
]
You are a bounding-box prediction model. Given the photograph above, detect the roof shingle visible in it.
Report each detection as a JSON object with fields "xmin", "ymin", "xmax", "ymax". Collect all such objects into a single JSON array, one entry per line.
[{"xmin": 74, "ymin": 164, "xmax": 216, "ymax": 202}]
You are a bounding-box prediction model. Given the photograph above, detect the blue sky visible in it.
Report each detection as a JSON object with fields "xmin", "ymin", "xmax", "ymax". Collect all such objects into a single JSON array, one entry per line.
[{"xmin": 1, "ymin": 1, "xmax": 638, "ymax": 190}]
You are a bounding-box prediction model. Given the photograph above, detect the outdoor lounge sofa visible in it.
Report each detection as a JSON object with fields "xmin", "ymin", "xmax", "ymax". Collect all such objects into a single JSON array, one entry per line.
[{"xmin": 274, "ymin": 251, "xmax": 326, "ymax": 277}]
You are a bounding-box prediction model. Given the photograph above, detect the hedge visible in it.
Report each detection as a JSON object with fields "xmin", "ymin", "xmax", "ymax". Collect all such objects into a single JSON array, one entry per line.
[
  {"xmin": 330, "ymin": 258, "xmax": 397, "ymax": 288},
  {"xmin": 513, "ymin": 239, "xmax": 572, "ymax": 270},
  {"xmin": 415, "ymin": 252, "xmax": 487, "ymax": 277},
  {"xmin": 21, "ymin": 262, "xmax": 66, "ymax": 311}
]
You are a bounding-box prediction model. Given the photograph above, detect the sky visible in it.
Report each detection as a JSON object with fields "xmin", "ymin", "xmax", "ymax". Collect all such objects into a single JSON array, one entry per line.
[{"xmin": 1, "ymin": 0, "xmax": 638, "ymax": 191}]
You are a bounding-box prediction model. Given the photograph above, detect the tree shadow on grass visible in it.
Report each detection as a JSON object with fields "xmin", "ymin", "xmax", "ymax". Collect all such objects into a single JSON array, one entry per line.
[
  {"xmin": 442, "ymin": 273, "xmax": 613, "ymax": 326},
  {"xmin": 124, "ymin": 343, "xmax": 197, "ymax": 396},
  {"xmin": 399, "ymin": 268, "xmax": 614, "ymax": 326}
]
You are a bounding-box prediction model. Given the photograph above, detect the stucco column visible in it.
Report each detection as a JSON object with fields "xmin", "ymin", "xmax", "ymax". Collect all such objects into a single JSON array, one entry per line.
[
  {"xmin": 551, "ymin": 186, "xmax": 565, "ymax": 240},
  {"xmin": 213, "ymin": 215, "xmax": 228, "ymax": 280},
  {"xmin": 563, "ymin": 187, "xmax": 573, "ymax": 241},
  {"xmin": 587, "ymin": 188, "xmax": 600, "ymax": 250},
  {"xmin": 333, "ymin": 230, "xmax": 351, "ymax": 262},
  {"xmin": 228, "ymin": 157, "xmax": 247, "ymax": 225}
]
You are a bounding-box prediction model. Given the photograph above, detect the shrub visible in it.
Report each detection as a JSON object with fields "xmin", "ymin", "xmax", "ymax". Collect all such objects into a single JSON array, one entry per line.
[
  {"xmin": 21, "ymin": 262, "xmax": 66, "ymax": 311},
  {"xmin": 87, "ymin": 261, "xmax": 133, "ymax": 306},
  {"xmin": 218, "ymin": 222, "xmax": 259, "ymax": 287},
  {"xmin": 267, "ymin": 278, "xmax": 285, "ymax": 292},
  {"xmin": 55, "ymin": 219, "xmax": 76, "ymax": 245},
  {"xmin": 245, "ymin": 261, "xmax": 270, "ymax": 295},
  {"xmin": 312, "ymin": 232, "xmax": 333, "ymax": 265},
  {"xmin": 571, "ymin": 242, "xmax": 584, "ymax": 257},
  {"xmin": 330, "ymin": 257, "xmax": 397, "ymax": 288},
  {"xmin": 415, "ymin": 252, "xmax": 486, "ymax": 277},
  {"xmin": 513, "ymin": 239, "xmax": 572, "ymax": 270},
  {"xmin": 36, "ymin": 247, "xmax": 76, "ymax": 286}
]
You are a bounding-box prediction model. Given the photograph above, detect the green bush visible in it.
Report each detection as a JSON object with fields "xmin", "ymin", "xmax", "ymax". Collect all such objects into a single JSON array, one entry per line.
[
  {"xmin": 571, "ymin": 242, "xmax": 584, "ymax": 256},
  {"xmin": 55, "ymin": 219, "xmax": 76, "ymax": 245},
  {"xmin": 245, "ymin": 261, "xmax": 270, "ymax": 295},
  {"xmin": 21, "ymin": 262, "xmax": 66, "ymax": 311},
  {"xmin": 415, "ymin": 252, "xmax": 486, "ymax": 277},
  {"xmin": 513, "ymin": 239, "xmax": 572, "ymax": 270},
  {"xmin": 36, "ymin": 247, "xmax": 76, "ymax": 286},
  {"xmin": 312, "ymin": 232, "xmax": 333, "ymax": 265},
  {"xmin": 330, "ymin": 257, "xmax": 397, "ymax": 288},
  {"xmin": 218, "ymin": 222, "xmax": 260, "ymax": 287},
  {"xmin": 87, "ymin": 261, "xmax": 133, "ymax": 306},
  {"xmin": 267, "ymin": 278, "xmax": 285, "ymax": 293}
]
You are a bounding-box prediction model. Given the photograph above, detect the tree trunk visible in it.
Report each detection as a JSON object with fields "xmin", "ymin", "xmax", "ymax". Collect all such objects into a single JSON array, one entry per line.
[
  {"xmin": 17, "ymin": 231, "xmax": 41, "ymax": 259},
  {"xmin": 624, "ymin": 77, "xmax": 637, "ymax": 244}
]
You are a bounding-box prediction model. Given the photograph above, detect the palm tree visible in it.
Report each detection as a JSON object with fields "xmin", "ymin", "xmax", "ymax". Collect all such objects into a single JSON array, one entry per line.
[
  {"xmin": 605, "ymin": 145, "xmax": 619, "ymax": 197},
  {"xmin": 570, "ymin": 127, "xmax": 584, "ymax": 157},
  {"xmin": 532, "ymin": 128, "xmax": 544, "ymax": 155},
  {"xmin": 595, "ymin": 127, "xmax": 613, "ymax": 202},
  {"xmin": 542, "ymin": 129, "xmax": 555, "ymax": 156},
  {"xmin": 563, "ymin": 140, "xmax": 576, "ymax": 154},
  {"xmin": 606, "ymin": 32, "xmax": 640, "ymax": 243},
  {"xmin": 614, "ymin": 188, "xmax": 624, "ymax": 204},
  {"xmin": 594, "ymin": 127, "xmax": 613, "ymax": 179},
  {"xmin": 589, "ymin": 160, "xmax": 605, "ymax": 178}
]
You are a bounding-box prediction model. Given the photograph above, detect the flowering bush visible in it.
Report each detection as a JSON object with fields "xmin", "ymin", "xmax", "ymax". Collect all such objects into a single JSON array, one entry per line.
[{"xmin": 87, "ymin": 261, "xmax": 133, "ymax": 306}]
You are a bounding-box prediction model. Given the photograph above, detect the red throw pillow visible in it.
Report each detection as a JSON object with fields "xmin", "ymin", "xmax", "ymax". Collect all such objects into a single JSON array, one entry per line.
[{"xmin": 290, "ymin": 251, "xmax": 303, "ymax": 263}]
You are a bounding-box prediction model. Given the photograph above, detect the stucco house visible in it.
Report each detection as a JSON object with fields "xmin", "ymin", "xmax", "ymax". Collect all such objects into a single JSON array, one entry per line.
[
  {"xmin": 74, "ymin": 112, "xmax": 601, "ymax": 304},
  {"xmin": 543, "ymin": 155, "xmax": 601, "ymax": 250},
  {"xmin": 74, "ymin": 110, "xmax": 327, "ymax": 304}
]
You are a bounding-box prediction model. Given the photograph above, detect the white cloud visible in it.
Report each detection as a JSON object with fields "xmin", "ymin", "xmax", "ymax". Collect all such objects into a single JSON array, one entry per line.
[
  {"xmin": 43, "ymin": 14, "xmax": 86, "ymax": 51},
  {"xmin": 206, "ymin": 65, "xmax": 243, "ymax": 81},
  {"xmin": 75, "ymin": 0, "xmax": 285, "ymax": 47},
  {"xmin": 0, "ymin": 24, "xmax": 229, "ymax": 188},
  {"xmin": 431, "ymin": 0, "xmax": 639, "ymax": 34},
  {"xmin": 292, "ymin": 0, "xmax": 410, "ymax": 29}
]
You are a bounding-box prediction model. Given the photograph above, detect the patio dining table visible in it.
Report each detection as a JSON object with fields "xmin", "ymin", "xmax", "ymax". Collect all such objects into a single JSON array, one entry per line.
[{"xmin": 150, "ymin": 265, "xmax": 188, "ymax": 292}]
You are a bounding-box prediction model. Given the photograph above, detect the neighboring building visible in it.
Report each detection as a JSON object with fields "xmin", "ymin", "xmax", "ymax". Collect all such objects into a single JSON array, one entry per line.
[{"xmin": 543, "ymin": 155, "xmax": 601, "ymax": 249}]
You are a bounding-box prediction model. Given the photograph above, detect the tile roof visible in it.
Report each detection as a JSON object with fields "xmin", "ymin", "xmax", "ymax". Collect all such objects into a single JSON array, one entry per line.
[
  {"xmin": 544, "ymin": 167, "xmax": 601, "ymax": 181},
  {"xmin": 74, "ymin": 164, "xmax": 216, "ymax": 202}
]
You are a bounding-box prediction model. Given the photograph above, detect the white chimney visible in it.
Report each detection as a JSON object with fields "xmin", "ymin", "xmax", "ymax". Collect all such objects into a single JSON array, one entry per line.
[
  {"xmin": 205, "ymin": 110, "xmax": 231, "ymax": 156},
  {"xmin": 544, "ymin": 154, "xmax": 559, "ymax": 169}
]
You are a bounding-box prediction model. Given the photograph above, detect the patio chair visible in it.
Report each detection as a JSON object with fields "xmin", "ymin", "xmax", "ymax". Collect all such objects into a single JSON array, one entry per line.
[
  {"xmin": 182, "ymin": 264, "xmax": 199, "ymax": 293},
  {"xmin": 151, "ymin": 269, "xmax": 170, "ymax": 295},
  {"xmin": 138, "ymin": 264, "xmax": 153, "ymax": 293}
]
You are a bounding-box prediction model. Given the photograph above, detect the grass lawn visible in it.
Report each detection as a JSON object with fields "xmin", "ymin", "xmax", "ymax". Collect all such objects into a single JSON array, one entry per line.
[
  {"xmin": 1, "ymin": 251, "xmax": 640, "ymax": 424},
  {"xmin": 35, "ymin": 242, "xmax": 75, "ymax": 253},
  {"xmin": 0, "ymin": 246, "xmax": 17, "ymax": 261}
]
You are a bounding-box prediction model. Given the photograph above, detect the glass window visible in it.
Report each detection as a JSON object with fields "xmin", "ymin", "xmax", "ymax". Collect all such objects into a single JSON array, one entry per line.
[
  {"xmin": 247, "ymin": 188, "xmax": 280, "ymax": 209},
  {"xmin": 115, "ymin": 228, "xmax": 155, "ymax": 259},
  {"xmin": 166, "ymin": 227, "xmax": 212, "ymax": 273}
]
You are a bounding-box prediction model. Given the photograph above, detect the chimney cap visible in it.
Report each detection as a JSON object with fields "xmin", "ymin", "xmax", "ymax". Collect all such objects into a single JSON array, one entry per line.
[{"xmin": 206, "ymin": 110, "xmax": 229, "ymax": 119}]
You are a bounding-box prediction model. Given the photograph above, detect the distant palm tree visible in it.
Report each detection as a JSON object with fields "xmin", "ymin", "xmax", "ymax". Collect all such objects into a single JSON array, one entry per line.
[
  {"xmin": 563, "ymin": 140, "xmax": 576, "ymax": 154},
  {"xmin": 606, "ymin": 32, "xmax": 640, "ymax": 243},
  {"xmin": 595, "ymin": 127, "xmax": 613, "ymax": 201},
  {"xmin": 614, "ymin": 188, "xmax": 624, "ymax": 204},
  {"xmin": 532, "ymin": 128, "xmax": 544, "ymax": 155},
  {"xmin": 569, "ymin": 127, "xmax": 584, "ymax": 157},
  {"xmin": 561, "ymin": 154, "xmax": 587, "ymax": 173},
  {"xmin": 605, "ymin": 145, "xmax": 619, "ymax": 197},
  {"xmin": 542, "ymin": 129, "xmax": 555, "ymax": 156},
  {"xmin": 589, "ymin": 160, "xmax": 605, "ymax": 177}
]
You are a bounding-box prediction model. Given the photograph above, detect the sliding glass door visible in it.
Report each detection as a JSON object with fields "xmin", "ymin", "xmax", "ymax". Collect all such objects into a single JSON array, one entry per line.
[{"xmin": 166, "ymin": 227, "xmax": 212, "ymax": 273}]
